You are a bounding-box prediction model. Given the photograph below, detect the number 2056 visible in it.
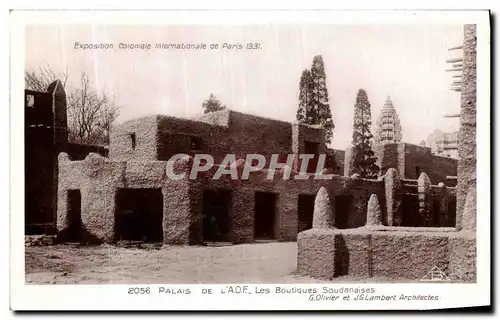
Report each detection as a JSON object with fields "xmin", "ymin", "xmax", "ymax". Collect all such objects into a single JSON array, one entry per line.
[{"xmin": 128, "ymin": 287, "xmax": 151, "ymax": 294}]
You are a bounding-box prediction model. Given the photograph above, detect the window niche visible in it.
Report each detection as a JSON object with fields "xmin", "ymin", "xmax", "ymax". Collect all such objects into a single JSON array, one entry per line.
[
  {"xmin": 129, "ymin": 133, "xmax": 136, "ymax": 150},
  {"xmin": 190, "ymin": 136, "xmax": 202, "ymax": 151}
]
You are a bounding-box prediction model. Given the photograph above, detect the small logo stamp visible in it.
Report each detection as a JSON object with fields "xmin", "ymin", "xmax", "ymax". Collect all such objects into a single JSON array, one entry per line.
[{"xmin": 421, "ymin": 266, "xmax": 451, "ymax": 282}]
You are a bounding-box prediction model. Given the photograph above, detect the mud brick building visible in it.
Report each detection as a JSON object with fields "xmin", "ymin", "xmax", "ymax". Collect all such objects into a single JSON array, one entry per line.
[
  {"xmin": 297, "ymin": 24, "xmax": 476, "ymax": 282},
  {"xmin": 25, "ymin": 82, "xmax": 107, "ymax": 234},
  {"xmin": 57, "ymin": 104, "xmax": 459, "ymax": 245},
  {"xmin": 344, "ymin": 142, "xmax": 458, "ymax": 186}
]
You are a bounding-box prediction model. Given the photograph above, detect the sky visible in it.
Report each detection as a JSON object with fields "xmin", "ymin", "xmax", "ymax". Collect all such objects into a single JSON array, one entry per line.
[{"xmin": 25, "ymin": 24, "xmax": 464, "ymax": 149}]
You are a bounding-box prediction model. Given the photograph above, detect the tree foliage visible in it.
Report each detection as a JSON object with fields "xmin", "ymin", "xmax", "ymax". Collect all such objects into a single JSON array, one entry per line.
[
  {"xmin": 296, "ymin": 55, "xmax": 335, "ymax": 145},
  {"xmin": 349, "ymin": 89, "xmax": 380, "ymax": 179},
  {"xmin": 202, "ymin": 94, "xmax": 226, "ymax": 114},
  {"xmin": 25, "ymin": 68, "xmax": 120, "ymax": 146}
]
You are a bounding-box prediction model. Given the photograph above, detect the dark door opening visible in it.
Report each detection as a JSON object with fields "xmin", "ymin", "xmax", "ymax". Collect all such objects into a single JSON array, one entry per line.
[
  {"xmin": 67, "ymin": 190, "xmax": 82, "ymax": 241},
  {"xmin": 298, "ymin": 194, "xmax": 315, "ymax": 232},
  {"xmin": 401, "ymin": 194, "xmax": 420, "ymax": 227},
  {"xmin": 254, "ymin": 192, "xmax": 277, "ymax": 240},
  {"xmin": 432, "ymin": 199, "xmax": 441, "ymax": 227},
  {"xmin": 304, "ymin": 141, "xmax": 320, "ymax": 174},
  {"xmin": 335, "ymin": 195, "xmax": 353, "ymax": 229},
  {"xmin": 202, "ymin": 189, "xmax": 232, "ymax": 242},
  {"xmin": 447, "ymin": 196, "xmax": 457, "ymax": 227},
  {"xmin": 115, "ymin": 189, "xmax": 163, "ymax": 242}
]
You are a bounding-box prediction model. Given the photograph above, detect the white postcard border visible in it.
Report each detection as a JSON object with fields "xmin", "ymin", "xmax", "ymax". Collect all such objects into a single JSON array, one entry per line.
[{"xmin": 10, "ymin": 9, "xmax": 491, "ymax": 311}]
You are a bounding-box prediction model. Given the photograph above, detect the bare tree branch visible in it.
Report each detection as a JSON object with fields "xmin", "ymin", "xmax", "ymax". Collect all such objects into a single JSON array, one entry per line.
[{"xmin": 26, "ymin": 67, "xmax": 120, "ymax": 146}]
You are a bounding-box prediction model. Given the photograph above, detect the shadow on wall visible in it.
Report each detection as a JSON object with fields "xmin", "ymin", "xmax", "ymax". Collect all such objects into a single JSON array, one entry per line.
[{"xmin": 334, "ymin": 236, "xmax": 349, "ymax": 277}]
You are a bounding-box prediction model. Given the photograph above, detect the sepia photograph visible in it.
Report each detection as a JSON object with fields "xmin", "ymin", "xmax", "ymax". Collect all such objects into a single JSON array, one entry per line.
[{"xmin": 10, "ymin": 9, "xmax": 490, "ymax": 311}]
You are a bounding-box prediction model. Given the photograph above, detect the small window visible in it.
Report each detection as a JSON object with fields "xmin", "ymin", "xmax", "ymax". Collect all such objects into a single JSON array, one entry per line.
[
  {"xmin": 26, "ymin": 94, "xmax": 35, "ymax": 108},
  {"xmin": 190, "ymin": 136, "xmax": 202, "ymax": 150},
  {"xmin": 130, "ymin": 133, "xmax": 136, "ymax": 150}
]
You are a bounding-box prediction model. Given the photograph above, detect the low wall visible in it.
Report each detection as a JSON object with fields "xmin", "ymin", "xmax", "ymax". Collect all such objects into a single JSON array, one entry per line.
[{"xmin": 297, "ymin": 227, "xmax": 476, "ymax": 282}]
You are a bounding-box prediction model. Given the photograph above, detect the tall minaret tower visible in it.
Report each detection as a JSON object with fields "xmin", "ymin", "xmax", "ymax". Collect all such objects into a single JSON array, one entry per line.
[{"xmin": 374, "ymin": 96, "xmax": 403, "ymax": 145}]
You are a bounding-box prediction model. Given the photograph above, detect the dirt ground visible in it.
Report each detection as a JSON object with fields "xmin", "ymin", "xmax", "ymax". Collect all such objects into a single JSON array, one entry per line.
[
  {"xmin": 23, "ymin": 242, "xmax": 366, "ymax": 284},
  {"xmin": 26, "ymin": 242, "xmax": 409, "ymax": 284},
  {"xmin": 25, "ymin": 242, "xmax": 311, "ymax": 284}
]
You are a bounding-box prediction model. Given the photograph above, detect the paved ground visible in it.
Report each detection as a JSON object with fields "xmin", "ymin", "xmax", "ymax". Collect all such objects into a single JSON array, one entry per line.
[{"xmin": 25, "ymin": 242, "xmax": 408, "ymax": 284}]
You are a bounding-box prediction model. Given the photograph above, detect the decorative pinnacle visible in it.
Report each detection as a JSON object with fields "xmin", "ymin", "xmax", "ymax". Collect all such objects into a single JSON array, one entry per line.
[{"xmin": 312, "ymin": 187, "xmax": 334, "ymax": 229}]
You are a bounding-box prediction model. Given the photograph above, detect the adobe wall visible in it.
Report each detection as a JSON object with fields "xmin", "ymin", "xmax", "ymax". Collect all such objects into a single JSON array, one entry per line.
[
  {"xmin": 297, "ymin": 228, "xmax": 476, "ymax": 282},
  {"xmin": 58, "ymin": 150, "xmax": 457, "ymax": 245},
  {"xmin": 108, "ymin": 116, "xmax": 159, "ymax": 161},
  {"xmin": 188, "ymin": 167, "xmax": 385, "ymax": 244},
  {"xmin": 57, "ymin": 152, "xmax": 195, "ymax": 244},
  {"xmin": 57, "ymin": 152, "xmax": 383, "ymax": 244},
  {"xmin": 374, "ymin": 143, "xmax": 405, "ymax": 176},
  {"xmin": 456, "ymin": 24, "xmax": 477, "ymax": 230},
  {"xmin": 386, "ymin": 172, "xmax": 456, "ymax": 227},
  {"xmin": 228, "ymin": 111, "xmax": 295, "ymax": 163},
  {"xmin": 57, "ymin": 153, "xmax": 127, "ymax": 242},
  {"xmin": 402, "ymin": 144, "xmax": 457, "ymax": 183},
  {"xmin": 344, "ymin": 143, "xmax": 458, "ymax": 186},
  {"xmin": 109, "ymin": 110, "xmax": 329, "ymax": 168},
  {"xmin": 157, "ymin": 115, "xmax": 230, "ymax": 163},
  {"xmin": 345, "ymin": 143, "xmax": 405, "ymax": 177}
]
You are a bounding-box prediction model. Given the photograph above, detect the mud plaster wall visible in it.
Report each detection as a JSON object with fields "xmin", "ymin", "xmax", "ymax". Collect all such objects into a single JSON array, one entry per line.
[
  {"xmin": 58, "ymin": 151, "xmax": 385, "ymax": 245},
  {"xmin": 57, "ymin": 153, "xmax": 126, "ymax": 242},
  {"xmin": 344, "ymin": 143, "xmax": 458, "ymax": 186},
  {"xmin": 297, "ymin": 228, "xmax": 476, "ymax": 282},
  {"xmin": 187, "ymin": 169, "xmax": 384, "ymax": 244},
  {"xmin": 58, "ymin": 149, "xmax": 458, "ymax": 244},
  {"xmin": 58, "ymin": 153, "xmax": 183, "ymax": 243},
  {"xmin": 226, "ymin": 111, "xmax": 294, "ymax": 164},
  {"xmin": 109, "ymin": 110, "xmax": 329, "ymax": 168},
  {"xmin": 403, "ymin": 144, "xmax": 458, "ymax": 183},
  {"xmin": 374, "ymin": 143, "xmax": 405, "ymax": 177},
  {"xmin": 345, "ymin": 143, "xmax": 405, "ymax": 177},
  {"xmin": 390, "ymin": 181, "xmax": 455, "ymax": 228},
  {"xmin": 108, "ymin": 116, "xmax": 159, "ymax": 161},
  {"xmin": 291, "ymin": 121, "xmax": 327, "ymax": 155},
  {"xmin": 157, "ymin": 115, "xmax": 230, "ymax": 163},
  {"xmin": 456, "ymin": 24, "xmax": 477, "ymax": 230}
]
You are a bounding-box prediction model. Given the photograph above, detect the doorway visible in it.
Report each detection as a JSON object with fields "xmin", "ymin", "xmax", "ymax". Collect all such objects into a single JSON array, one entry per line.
[
  {"xmin": 202, "ymin": 189, "xmax": 232, "ymax": 242},
  {"xmin": 298, "ymin": 194, "xmax": 315, "ymax": 232},
  {"xmin": 114, "ymin": 188, "xmax": 163, "ymax": 242},
  {"xmin": 401, "ymin": 194, "xmax": 420, "ymax": 227},
  {"xmin": 254, "ymin": 192, "xmax": 278, "ymax": 240},
  {"xmin": 335, "ymin": 195, "xmax": 353, "ymax": 228},
  {"xmin": 66, "ymin": 190, "xmax": 82, "ymax": 241},
  {"xmin": 447, "ymin": 196, "xmax": 457, "ymax": 227}
]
